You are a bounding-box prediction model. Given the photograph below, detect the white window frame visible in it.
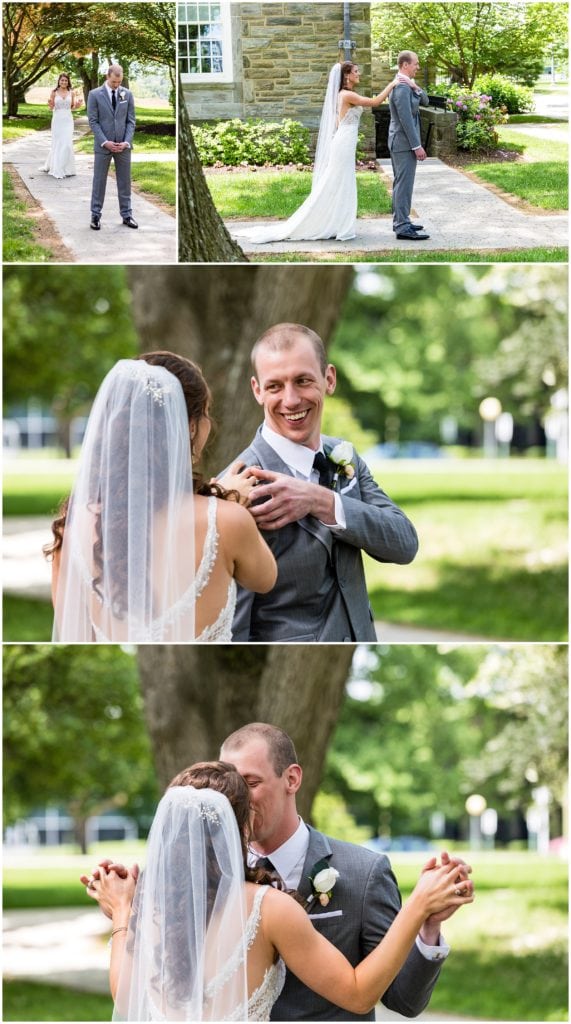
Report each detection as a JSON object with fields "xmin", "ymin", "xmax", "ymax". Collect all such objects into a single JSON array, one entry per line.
[{"xmin": 178, "ymin": 1, "xmax": 233, "ymax": 84}]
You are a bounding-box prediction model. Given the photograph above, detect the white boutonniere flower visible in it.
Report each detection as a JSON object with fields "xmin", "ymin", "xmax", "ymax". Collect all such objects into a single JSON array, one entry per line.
[
  {"xmin": 307, "ymin": 859, "xmax": 340, "ymax": 908},
  {"xmin": 326, "ymin": 442, "xmax": 356, "ymax": 485},
  {"xmin": 119, "ymin": 89, "xmax": 126, "ymax": 101}
]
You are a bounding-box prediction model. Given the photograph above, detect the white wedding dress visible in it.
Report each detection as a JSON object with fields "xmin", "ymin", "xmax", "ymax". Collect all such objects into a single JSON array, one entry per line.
[
  {"xmin": 245, "ymin": 887, "xmax": 287, "ymax": 1021},
  {"xmin": 43, "ymin": 94, "xmax": 76, "ymax": 178},
  {"xmin": 246, "ymin": 103, "xmax": 363, "ymax": 243}
]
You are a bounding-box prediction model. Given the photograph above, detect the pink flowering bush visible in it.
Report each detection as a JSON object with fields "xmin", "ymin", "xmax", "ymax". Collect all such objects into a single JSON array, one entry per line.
[{"xmin": 447, "ymin": 90, "xmax": 508, "ymax": 151}]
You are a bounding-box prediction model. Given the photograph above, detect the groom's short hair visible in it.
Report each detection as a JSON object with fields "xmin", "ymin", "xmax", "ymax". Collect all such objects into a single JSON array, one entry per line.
[
  {"xmin": 397, "ymin": 50, "xmax": 416, "ymax": 67},
  {"xmin": 251, "ymin": 323, "xmax": 328, "ymax": 376},
  {"xmin": 221, "ymin": 722, "xmax": 299, "ymax": 777},
  {"xmin": 107, "ymin": 63, "xmax": 124, "ymax": 78}
]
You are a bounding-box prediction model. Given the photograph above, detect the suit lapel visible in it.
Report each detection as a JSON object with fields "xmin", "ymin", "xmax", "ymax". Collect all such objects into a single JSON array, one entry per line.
[
  {"xmin": 98, "ymin": 85, "xmax": 114, "ymax": 115},
  {"xmin": 297, "ymin": 826, "xmax": 333, "ymax": 905},
  {"xmin": 249, "ymin": 429, "xmax": 334, "ymax": 558}
]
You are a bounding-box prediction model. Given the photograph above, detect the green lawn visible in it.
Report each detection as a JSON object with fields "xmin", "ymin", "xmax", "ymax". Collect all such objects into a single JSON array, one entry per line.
[
  {"xmin": 395, "ymin": 852, "xmax": 568, "ymax": 1022},
  {"xmin": 3, "ymin": 981, "xmax": 113, "ymax": 1022},
  {"xmin": 130, "ymin": 161, "xmax": 175, "ymax": 210},
  {"xmin": 3, "ymin": 103, "xmax": 55, "ymax": 140},
  {"xmin": 365, "ymin": 460, "xmax": 568, "ymax": 640},
  {"xmin": 206, "ymin": 168, "xmax": 391, "ymax": 219},
  {"xmin": 252, "ymin": 247, "xmax": 568, "ymax": 263},
  {"xmin": 3, "ymin": 595, "xmax": 53, "ymax": 642},
  {"xmin": 3, "ymin": 170, "xmax": 54, "ymax": 262},
  {"xmin": 467, "ymin": 128, "xmax": 568, "ymax": 210},
  {"xmin": 4, "ymin": 464, "xmax": 76, "ymax": 516},
  {"xmin": 3, "ymin": 852, "xmax": 567, "ymax": 1021}
]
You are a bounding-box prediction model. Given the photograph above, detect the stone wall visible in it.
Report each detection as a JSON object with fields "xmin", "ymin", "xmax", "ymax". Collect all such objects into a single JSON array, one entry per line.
[
  {"xmin": 419, "ymin": 107, "xmax": 458, "ymax": 157},
  {"xmin": 183, "ymin": 3, "xmax": 374, "ymax": 151}
]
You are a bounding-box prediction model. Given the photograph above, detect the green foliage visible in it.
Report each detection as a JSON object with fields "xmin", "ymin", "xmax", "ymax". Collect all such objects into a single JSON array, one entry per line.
[
  {"xmin": 312, "ymin": 791, "xmax": 371, "ymax": 844},
  {"xmin": 332, "ymin": 265, "xmax": 568, "ymax": 442},
  {"xmin": 474, "ymin": 73, "xmax": 534, "ymax": 113},
  {"xmin": 371, "ymin": 3, "xmax": 567, "ymax": 87},
  {"xmin": 3, "ymin": 266, "xmax": 138, "ymax": 431},
  {"xmin": 325, "ymin": 645, "xmax": 567, "ymax": 836},
  {"xmin": 3, "ymin": 980, "xmax": 113, "ymax": 1022},
  {"xmin": 2, "ymin": 170, "xmax": 53, "ymax": 262},
  {"xmin": 445, "ymin": 89, "xmax": 508, "ymax": 151},
  {"xmin": 3, "ymin": 646, "xmax": 158, "ymax": 836},
  {"xmin": 193, "ymin": 118, "xmax": 311, "ymax": 167}
]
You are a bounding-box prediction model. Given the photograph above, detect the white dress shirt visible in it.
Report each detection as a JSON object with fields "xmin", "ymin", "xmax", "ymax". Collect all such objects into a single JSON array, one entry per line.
[
  {"xmin": 261, "ymin": 423, "xmax": 346, "ymax": 530},
  {"xmin": 248, "ymin": 816, "xmax": 449, "ymax": 961}
]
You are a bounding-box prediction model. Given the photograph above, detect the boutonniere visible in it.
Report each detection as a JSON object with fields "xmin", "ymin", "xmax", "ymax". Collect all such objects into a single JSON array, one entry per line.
[
  {"xmin": 119, "ymin": 89, "xmax": 127, "ymax": 101},
  {"xmin": 306, "ymin": 859, "xmax": 340, "ymax": 908},
  {"xmin": 326, "ymin": 441, "xmax": 355, "ymax": 488}
]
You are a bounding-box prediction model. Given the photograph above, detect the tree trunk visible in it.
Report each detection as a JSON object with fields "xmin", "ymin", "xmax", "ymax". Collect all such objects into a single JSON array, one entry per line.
[
  {"xmin": 6, "ymin": 82, "xmax": 19, "ymax": 117},
  {"xmin": 126, "ymin": 265, "xmax": 353, "ymax": 475},
  {"xmin": 137, "ymin": 645, "xmax": 355, "ymax": 819},
  {"xmin": 178, "ymin": 80, "xmax": 246, "ymax": 262}
]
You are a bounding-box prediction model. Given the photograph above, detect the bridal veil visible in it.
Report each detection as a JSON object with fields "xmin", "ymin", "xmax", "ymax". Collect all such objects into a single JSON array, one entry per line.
[
  {"xmin": 113, "ymin": 787, "xmax": 249, "ymax": 1021},
  {"xmin": 53, "ymin": 359, "xmax": 197, "ymax": 641},
  {"xmin": 312, "ymin": 62, "xmax": 342, "ymax": 185}
]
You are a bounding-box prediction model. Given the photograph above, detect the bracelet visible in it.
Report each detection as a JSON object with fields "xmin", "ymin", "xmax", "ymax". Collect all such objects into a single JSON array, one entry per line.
[{"xmin": 108, "ymin": 925, "xmax": 128, "ymax": 948}]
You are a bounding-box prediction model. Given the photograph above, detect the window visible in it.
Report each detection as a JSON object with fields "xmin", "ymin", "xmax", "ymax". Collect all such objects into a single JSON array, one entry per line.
[{"xmin": 178, "ymin": 2, "xmax": 233, "ymax": 83}]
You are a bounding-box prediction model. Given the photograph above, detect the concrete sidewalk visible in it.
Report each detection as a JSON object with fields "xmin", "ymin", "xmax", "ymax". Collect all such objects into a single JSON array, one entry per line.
[
  {"xmin": 228, "ymin": 157, "xmax": 568, "ymax": 255},
  {"xmin": 3, "ymin": 128, "xmax": 176, "ymax": 263},
  {"xmin": 3, "ymin": 516, "xmax": 493, "ymax": 643}
]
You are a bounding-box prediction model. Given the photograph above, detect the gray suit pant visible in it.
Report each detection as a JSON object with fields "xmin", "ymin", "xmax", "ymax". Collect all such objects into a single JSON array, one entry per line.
[
  {"xmin": 91, "ymin": 148, "xmax": 132, "ymax": 218},
  {"xmin": 390, "ymin": 148, "xmax": 417, "ymax": 233}
]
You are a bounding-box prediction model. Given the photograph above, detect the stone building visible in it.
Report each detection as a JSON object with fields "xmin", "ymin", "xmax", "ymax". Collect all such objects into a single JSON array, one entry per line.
[{"xmin": 180, "ymin": 2, "xmax": 376, "ymax": 149}]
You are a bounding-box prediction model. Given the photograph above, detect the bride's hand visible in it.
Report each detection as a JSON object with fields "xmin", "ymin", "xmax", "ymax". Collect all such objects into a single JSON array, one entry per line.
[
  {"xmin": 216, "ymin": 461, "xmax": 258, "ymax": 506},
  {"xmin": 84, "ymin": 863, "xmax": 138, "ymax": 923},
  {"xmin": 408, "ymin": 856, "xmax": 474, "ymax": 919}
]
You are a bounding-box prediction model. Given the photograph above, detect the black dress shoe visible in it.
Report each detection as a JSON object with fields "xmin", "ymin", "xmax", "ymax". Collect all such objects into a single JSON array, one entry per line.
[
  {"xmin": 122, "ymin": 216, "xmax": 138, "ymax": 229},
  {"xmin": 411, "ymin": 223, "xmax": 424, "ymax": 230},
  {"xmin": 396, "ymin": 230, "xmax": 430, "ymax": 240},
  {"xmin": 90, "ymin": 214, "xmax": 101, "ymax": 230}
]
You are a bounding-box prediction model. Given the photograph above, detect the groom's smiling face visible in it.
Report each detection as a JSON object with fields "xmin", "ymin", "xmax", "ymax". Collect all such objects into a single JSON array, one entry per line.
[{"xmin": 251, "ymin": 336, "xmax": 336, "ymax": 451}]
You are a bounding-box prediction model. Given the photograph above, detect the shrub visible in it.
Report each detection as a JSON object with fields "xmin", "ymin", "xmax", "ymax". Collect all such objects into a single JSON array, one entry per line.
[
  {"xmin": 446, "ymin": 90, "xmax": 509, "ymax": 151},
  {"xmin": 192, "ymin": 117, "xmax": 311, "ymax": 166},
  {"xmin": 474, "ymin": 74, "xmax": 534, "ymax": 114}
]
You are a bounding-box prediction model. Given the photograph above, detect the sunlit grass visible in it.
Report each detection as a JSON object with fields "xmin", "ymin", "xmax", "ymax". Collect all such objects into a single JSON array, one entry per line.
[
  {"xmin": 206, "ymin": 168, "xmax": 392, "ymax": 218},
  {"xmin": 2, "ymin": 171, "xmax": 53, "ymax": 262}
]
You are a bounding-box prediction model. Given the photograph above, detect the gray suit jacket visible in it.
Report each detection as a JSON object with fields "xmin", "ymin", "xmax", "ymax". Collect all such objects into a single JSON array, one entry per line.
[
  {"xmin": 271, "ymin": 827, "xmax": 443, "ymax": 1021},
  {"xmin": 229, "ymin": 429, "xmax": 418, "ymax": 642},
  {"xmin": 388, "ymin": 84, "xmax": 429, "ymax": 152},
  {"xmin": 87, "ymin": 84, "xmax": 136, "ymax": 150}
]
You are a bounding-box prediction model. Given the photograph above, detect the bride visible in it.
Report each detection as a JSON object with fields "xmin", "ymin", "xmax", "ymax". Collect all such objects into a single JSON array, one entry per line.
[
  {"xmin": 43, "ymin": 73, "xmax": 82, "ymax": 179},
  {"xmin": 83, "ymin": 761, "xmax": 474, "ymax": 1021},
  {"xmin": 245, "ymin": 62, "xmax": 397, "ymax": 244},
  {"xmin": 45, "ymin": 353, "xmax": 277, "ymax": 642}
]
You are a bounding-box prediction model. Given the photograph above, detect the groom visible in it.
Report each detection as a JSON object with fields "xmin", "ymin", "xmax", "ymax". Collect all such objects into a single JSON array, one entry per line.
[
  {"xmin": 221, "ymin": 722, "xmax": 470, "ymax": 1022},
  {"xmin": 223, "ymin": 323, "xmax": 418, "ymax": 642},
  {"xmin": 388, "ymin": 51, "xmax": 430, "ymax": 241},
  {"xmin": 87, "ymin": 64, "xmax": 137, "ymax": 230}
]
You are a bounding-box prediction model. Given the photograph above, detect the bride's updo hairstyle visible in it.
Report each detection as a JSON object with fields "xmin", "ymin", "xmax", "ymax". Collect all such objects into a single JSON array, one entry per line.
[
  {"xmin": 340, "ymin": 61, "xmax": 357, "ymax": 90},
  {"xmin": 168, "ymin": 761, "xmax": 284, "ymax": 891}
]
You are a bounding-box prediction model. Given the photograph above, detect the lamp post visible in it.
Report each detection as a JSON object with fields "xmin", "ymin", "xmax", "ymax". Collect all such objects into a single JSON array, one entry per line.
[
  {"xmin": 465, "ymin": 793, "xmax": 487, "ymax": 850},
  {"xmin": 479, "ymin": 397, "xmax": 502, "ymax": 458}
]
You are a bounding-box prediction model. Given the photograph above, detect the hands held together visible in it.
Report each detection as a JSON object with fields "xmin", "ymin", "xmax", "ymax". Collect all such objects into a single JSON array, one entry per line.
[
  {"xmin": 215, "ymin": 463, "xmax": 336, "ymax": 530},
  {"xmin": 412, "ymin": 850, "xmax": 474, "ymax": 944}
]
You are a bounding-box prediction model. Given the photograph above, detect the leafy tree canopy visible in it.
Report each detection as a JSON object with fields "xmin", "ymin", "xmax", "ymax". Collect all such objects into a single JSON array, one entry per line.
[{"xmin": 371, "ymin": 2, "xmax": 568, "ymax": 86}]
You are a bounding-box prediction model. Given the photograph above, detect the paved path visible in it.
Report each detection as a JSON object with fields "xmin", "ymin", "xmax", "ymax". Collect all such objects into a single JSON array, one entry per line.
[
  {"xmin": 3, "ymin": 516, "xmax": 493, "ymax": 643},
  {"xmin": 3, "ymin": 128, "xmax": 176, "ymax": 263},
  {"xmin": 3, "ymin": 907, "xmax": 485, "ymax": 1019},
  {"xmin": 228, "ymin": 157, "xmax": 568, "ymax": 255}
]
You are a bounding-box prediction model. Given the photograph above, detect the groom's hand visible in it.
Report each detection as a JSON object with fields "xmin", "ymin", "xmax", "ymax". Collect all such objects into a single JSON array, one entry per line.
[
  {"xmin": 420, "ymin": 850, "xmax": 473, "ymax": 936},
  {"xmin": 248, "ymin": 468, "xmax": 336, "ymax": 529}
]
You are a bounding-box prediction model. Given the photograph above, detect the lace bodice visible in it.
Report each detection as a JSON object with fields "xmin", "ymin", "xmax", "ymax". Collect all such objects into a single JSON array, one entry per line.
[
  {"xmin": 53, "ymin": 94, "xmax": 72, "ymax": 111},
  {"xmin": 247, "ymin": 887, "xmax": 287, "ymax": 1021},
  {"xmin": 338, "ymin": 104, "xmax": 363, "ymax": 128},
  {"xmin": 89, "ymin": 497, "xmax": 236, "ymax": 642}
]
